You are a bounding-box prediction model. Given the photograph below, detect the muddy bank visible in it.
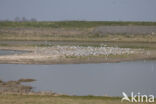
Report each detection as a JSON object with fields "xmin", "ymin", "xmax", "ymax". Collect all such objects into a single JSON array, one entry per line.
[
  {"xmin": 0, "ymin": 79, "xmax": 33, "ymax": 94},
  {"xmin": 0, "ymin": 79, "xmax": 65, "ymax": 96},
  {"xmin": 0, "ymin": 45, "xmax": 150, "ymax": 64},
  {"xmin": 0, "ymin": 53, "xmax": 155, "ymax": 64}
]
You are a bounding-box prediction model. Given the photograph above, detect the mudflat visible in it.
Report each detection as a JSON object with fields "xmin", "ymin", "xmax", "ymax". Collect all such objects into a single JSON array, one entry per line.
[{"xmin": 0, "ymin": 21, "xmax": 156, "ymax": 64}]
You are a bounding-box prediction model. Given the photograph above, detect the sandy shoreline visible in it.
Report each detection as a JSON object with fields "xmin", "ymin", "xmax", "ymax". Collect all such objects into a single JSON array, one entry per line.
[{"xmin": 0, "ymin": 46, "xmax": 155, "ymax": 64}]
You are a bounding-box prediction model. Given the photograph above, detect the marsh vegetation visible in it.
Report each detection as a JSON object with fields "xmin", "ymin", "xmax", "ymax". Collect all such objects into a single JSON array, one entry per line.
[{"xmin": 0, "ymin": 21, "xmax": 156, "ymax": 104}]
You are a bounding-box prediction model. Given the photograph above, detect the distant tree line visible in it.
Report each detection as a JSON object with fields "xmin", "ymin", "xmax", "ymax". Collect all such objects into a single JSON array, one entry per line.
[{"xmin": 14, "ymin": 17, "xmax": 37, "ymax": 22}]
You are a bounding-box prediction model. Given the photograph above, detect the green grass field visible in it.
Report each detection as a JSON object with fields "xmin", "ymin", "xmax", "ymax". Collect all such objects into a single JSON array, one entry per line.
[
  {"xmin": 1, "ymin": 21, "xmax": 156, "ymax": 28},
  {"xmin": 1, "ymin": 94, "xmax": 155, "ymax": 104}
]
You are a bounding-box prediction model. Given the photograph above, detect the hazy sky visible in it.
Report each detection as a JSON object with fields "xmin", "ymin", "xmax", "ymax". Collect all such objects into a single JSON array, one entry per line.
[{"xmin": 0, "ymin": 0, "xmax": 156, "ymax": 21}]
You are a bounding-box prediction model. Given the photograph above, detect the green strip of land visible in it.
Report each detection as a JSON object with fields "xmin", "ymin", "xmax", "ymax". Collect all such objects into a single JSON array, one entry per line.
[
  {"xmin": 1, "ymin": 21, "xmax": 156, "ymax": 28},
  {"xmin": 0, "ymin": 94, "xmax": 150, "ymax": 104}
]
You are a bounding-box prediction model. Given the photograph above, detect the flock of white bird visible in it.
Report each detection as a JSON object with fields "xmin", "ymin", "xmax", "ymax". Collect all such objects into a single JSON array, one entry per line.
[{"xmin": 34, "ymin": 45, "xmax": 141, "ymax": 57}]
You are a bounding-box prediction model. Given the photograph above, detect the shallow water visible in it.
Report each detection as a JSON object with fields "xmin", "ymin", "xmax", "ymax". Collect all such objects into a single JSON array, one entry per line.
[
  {"xmin": 0, "ymin": 49, "xmax": 29, "ymax": 55},
  {"xmin": 0, "ymin": 60, "xmax": 156, "ymax": 96}
]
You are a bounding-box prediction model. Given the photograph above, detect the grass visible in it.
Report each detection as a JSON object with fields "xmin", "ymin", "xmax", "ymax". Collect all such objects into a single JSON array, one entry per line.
[
  {"xmin": 1, "ymin": 21, "xmax": 156, "ymax": 28},
  {"xmin": 0, "ymin": 80, "xmax": 2, "ymax": 83},
  {"xmin": 0, "ymin": 34, "xmax": 156, "ymax": 42},
  {"xmin": 0, "ymin": 94, "xmax": 155, "ymax": 104},
  {"xmin": 1, "ymin": 21, "xmax": 156, "ymax": 42},
  {"xmin": 0, "ymin": 40, "xmax": 156, "ymax": 51}
]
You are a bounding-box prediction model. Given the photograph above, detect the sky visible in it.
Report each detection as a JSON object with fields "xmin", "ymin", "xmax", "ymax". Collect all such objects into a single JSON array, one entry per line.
[{"xmin": 0, "ymin": 0, "xmax": 156, "ymax": 21}]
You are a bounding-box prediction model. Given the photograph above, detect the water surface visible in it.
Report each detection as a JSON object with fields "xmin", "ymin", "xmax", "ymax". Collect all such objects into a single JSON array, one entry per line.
[
  {"xmin": 0, "ymin": 60, "xmax": 156, "ymax": 96},
  {"xmin": 0, "ymin": 49, "xmax": 29, "ymax": 55}
]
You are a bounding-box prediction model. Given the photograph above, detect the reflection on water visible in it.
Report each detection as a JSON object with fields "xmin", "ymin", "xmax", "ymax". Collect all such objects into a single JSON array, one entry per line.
[{"xmin": 0, "ymin": 60, "xmax": 156, "ymax": 96}]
